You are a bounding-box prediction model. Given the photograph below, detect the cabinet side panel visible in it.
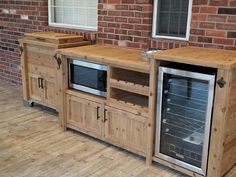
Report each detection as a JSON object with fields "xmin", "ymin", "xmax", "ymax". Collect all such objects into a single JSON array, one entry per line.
[
  {"xmin": 146, "ymin": 59, "xmax": 159, "ymax": 165},
  {"xmin": 208, "ymin": 69, "xmax": 231, "ymax": 177},
  {"xmin": 221, "ymin": 68, "xmax": 236, "ymax": 176},
  {"xmin": 20, "ymin": 43, "xmax": 29, "ymax": 101},
  {"xmin": 57, "ymin": 55, "xmax": 68, "ymax": 129}
]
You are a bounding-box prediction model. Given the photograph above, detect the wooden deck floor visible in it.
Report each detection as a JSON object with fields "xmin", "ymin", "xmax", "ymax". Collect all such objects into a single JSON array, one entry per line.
[{"xmin": 0, "ymin": 81, "xmax": 235, "ymax": 177}]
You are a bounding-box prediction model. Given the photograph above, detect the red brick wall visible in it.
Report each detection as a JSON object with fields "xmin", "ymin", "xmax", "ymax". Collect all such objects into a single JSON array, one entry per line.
[
  {"xmin": 0, "ymin": 0, "xmax": 236, "ymax": 84},
  {"xmin": 97, "ymin": 0, "xmax": 187, "ymax": 49}
]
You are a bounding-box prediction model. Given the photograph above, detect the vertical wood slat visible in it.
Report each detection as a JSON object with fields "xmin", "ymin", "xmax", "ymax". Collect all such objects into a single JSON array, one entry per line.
[
  {"xmin": 146, "ymin": 59, "xmax": 159, "ymax": 165},
  {"xmin": 20, "ymin": 42, "xmax": 29, "ymax": 101},
  {"xmin": 57, "ymin": 55, "xmax": 68, "ymax": 130},
  {"xmin": 207, "ymin": 69, "xmax": 231, "ymax": 177},
  {"xmin": 221, "ymin": 68, "xmax": 236, "ymax": 176}
]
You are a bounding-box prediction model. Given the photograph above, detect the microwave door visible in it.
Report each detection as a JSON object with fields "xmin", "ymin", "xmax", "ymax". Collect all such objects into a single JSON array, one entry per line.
[{"xmin": 69, "ymin": 60, "xmax": 107, "ymax": 97}]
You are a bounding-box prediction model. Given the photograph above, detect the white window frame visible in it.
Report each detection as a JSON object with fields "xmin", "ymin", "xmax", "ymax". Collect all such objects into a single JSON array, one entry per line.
[
  {"xmin": 152, "ymin": 0, "xmax": 193, "ymax": 41},
  {"xmin": 48, "ymin": 0, "xmax": 98, "ymax": 31}
]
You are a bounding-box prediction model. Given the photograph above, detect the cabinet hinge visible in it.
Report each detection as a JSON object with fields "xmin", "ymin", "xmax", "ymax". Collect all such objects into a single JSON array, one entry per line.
[
  {"xmin": 53, "ymin": 54, "xmax": 62, "ymax": 70},
  {"xmin": 217, "ymin": 77, "xmax": 226, "ymax": 88}
]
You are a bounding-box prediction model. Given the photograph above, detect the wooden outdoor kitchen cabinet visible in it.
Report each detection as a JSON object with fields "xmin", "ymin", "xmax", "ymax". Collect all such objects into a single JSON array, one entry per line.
[
  {"xmin": 150, "ymin": 47, "xmax": 236, "ymax": 177},
  {"xmin": 19, "ymin": 32, "xmax": 90, "ymax": 110},
  {"xmin": 55, "ymin": 45, "xmax": 236, "ymax": 177},
  {"xmin": 57, "ymin": 45, "xmax": 150, "ymax": 156}
]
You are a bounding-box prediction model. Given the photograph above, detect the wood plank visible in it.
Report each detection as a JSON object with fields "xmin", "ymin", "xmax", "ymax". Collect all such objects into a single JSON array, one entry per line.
[
  {"xmin": 152, "ymin": 46, "xmax": 236, "ymax": 69},
  {"xmin": 146, "ymin": 59, "xmax": 159, "ymax": 165},
  {"xmin": 19, "ymin": 42, "xmax": 29, "ymax": 101},
  {"xmin": 207, "ymin": 69, "xmax": 231, "ymax": 177},
  {"xmin": 58, "ymin": 44, "xmax": 150, "ymax": 73},
  {"xmin": 24, "ymin": 31, "xmax": 83, "ymax": 44},
  {"xmin": 110, "ymin": 78, "xmax": 149, "ymax": 96},
  {"xmin": 107, "ymin": 98, "xmax": 149, "ymax": 117},
  {"xmin": 221, "ymin": 68, "xmax": 236, "ymax": 176},
  {"xmin": 57, "ymin": 55, "xmax": 68, "ymax": 129}
]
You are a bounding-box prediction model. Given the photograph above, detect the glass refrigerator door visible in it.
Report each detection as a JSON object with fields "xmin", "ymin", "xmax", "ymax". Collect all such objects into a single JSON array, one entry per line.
[{"xmin": 155, "ymin": 67, "xmax": 215, "ymax": 176}]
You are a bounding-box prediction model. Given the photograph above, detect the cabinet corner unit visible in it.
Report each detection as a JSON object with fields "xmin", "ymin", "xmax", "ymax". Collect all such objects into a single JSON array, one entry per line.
[
  {"xmin": 151, "ymin": 47, "xmax": 236, "ymax": 177},
  {"xmin": 19, "ymin": 32, "xmax": 90, "ymax": 111}
]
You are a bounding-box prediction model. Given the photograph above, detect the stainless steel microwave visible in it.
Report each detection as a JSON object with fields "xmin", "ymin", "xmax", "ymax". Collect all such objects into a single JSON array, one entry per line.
[{"xmin": 69, "ymin": 59, "xmax": 107, "ymax": 97}]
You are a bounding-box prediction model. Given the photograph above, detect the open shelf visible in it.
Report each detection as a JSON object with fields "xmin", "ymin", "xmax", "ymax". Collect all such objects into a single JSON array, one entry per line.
[
  {"xmin": 110, "ymin": 78, "xmax": 149, "ymax": 96},
  {"xmin": 111, "ymin": 67, "xmax": 150, "ymax": 87},
  {"xmin": 110, "ymin": 88, "xmax": 149, "ymax": 109}
]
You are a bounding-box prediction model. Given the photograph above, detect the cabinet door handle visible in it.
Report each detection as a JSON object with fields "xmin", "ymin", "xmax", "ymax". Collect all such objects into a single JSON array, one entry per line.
[
  {"xmin": 38, "ymin": 77, "xmax": 41, "ymax": 88},
  {"xmin": 40, "ymin": 78, "xmax": 44, "ymax": 89},
  {"xmin": 97, "ymin": 106, "xmax": 100, "ymax": 120},
  {"xmin": 103, "ymin": 109, "xmax": 108, "ymax": 123}
]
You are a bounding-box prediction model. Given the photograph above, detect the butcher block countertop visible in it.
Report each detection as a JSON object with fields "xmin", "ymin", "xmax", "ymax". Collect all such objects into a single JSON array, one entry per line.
[
  {"xmin": 57, "ymin": 44, "xmax": 150, "ymax": 73},
  {"xmin": 151, "ymin": 46, "xmax": 236, "ymax": 70}
]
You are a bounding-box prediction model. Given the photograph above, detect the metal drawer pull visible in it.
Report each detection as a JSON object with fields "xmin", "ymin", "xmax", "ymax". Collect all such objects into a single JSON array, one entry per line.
[
  {"xmin": 40, "ymin": 78, "xmax": 44, "ymax": 89},
  {"xmin": 38, "ymin": 77, "xmax": 41, "ymax": 88},
  {"xmin": 97, "ymin": 106, "xmax": 100, "ymax": 120},
  {"xmin": 103, "ymin": 109, "xmax": 108, "ymax": 123}
]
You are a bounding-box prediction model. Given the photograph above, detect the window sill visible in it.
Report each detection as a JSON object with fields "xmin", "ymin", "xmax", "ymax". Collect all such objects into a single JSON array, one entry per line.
[
  {"xmin": 152, "ymin": 34, "xmax": 189, "ymax": 42},
  {"xmin": 48, "ymin": 23, "xmax": 98, "ymax": 32}
]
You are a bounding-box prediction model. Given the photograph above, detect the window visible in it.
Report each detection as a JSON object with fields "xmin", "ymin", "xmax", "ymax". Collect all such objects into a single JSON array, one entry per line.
[
  {"xmin": 48, "ymin": 0, "xmax": 98, "ymax": 31},
  {"xmin": 152, "ymin": 0, "xmax": 192, "ymax": 41}
]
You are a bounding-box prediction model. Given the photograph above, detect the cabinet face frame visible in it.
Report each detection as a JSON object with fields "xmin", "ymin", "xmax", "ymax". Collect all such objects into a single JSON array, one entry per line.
[{"xmin": 155, "ymin": 67, "xmax": 215, "ymax": 176}]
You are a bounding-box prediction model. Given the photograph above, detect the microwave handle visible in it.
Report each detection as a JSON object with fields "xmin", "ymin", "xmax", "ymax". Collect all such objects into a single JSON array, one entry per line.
[{"xmin": 98, "ymin": 73, "xmax": 107, "ymax": 84}]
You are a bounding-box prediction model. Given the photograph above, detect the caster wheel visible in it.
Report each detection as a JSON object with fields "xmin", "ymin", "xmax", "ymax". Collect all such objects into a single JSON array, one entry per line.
[
  {"xmin": 27, "ymin": 101, "xmax": 34, "ymax": 107},
  {"xmin": 24, "ymin": 101, "xmax": 34, "ymax": 107}
]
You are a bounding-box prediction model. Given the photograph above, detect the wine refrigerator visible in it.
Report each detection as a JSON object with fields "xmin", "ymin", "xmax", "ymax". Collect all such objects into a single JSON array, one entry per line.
[{"xmin": 155, "ymin": 66, "xmax": 215, "ymax": 176}]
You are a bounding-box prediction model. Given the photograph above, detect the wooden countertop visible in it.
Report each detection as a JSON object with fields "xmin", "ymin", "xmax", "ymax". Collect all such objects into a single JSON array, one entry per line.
[
  {"xmin": 19, "ymin": 39, "xmax": 90, "ymax": 49},
  {"xmin": 151, "ymin": 47, "xmax": 236, "ymax": 70},
  {"xmin": 57, "ymin": 45, "xmax": 150, "ymax": 73}
]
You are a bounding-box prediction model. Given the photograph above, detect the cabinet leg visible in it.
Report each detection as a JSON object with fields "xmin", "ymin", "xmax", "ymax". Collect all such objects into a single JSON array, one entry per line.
[
  {"xmin": 24, "ymin": 100, "xmax": 34, "ymax": 107},
  {"xmin": 62, "ymin": 126, "xmax": 67, "ymax": 132},
  {"xmin": 146, "ymin": 157, "xmax": 153, "ymax": 166}
]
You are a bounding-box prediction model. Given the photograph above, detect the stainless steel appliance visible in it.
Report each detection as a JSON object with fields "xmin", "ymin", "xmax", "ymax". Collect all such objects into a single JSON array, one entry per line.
[
  {"xmin": 155, "ymin": 66, "xmax": 216, "ymax": 176},
  {"xmin": 69, "ymin": 59, "xmax": 107, "ymax": 97}
]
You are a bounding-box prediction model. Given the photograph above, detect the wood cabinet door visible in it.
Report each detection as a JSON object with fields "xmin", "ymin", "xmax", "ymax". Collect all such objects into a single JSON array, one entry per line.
[
  {"xmin": 28, "ymin": 73, "xmax": 43, "ymax": 102},
  {"xmin": 66, "ymin": 95, "xmax": 102, "ymax": 137},
  {"xmin": 43, "ymin": 77, "xmax": 56, "ymax": 108},
  {"xmin": 104, "ymin": 106, "xmax": 147, "ymax": 154}
]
